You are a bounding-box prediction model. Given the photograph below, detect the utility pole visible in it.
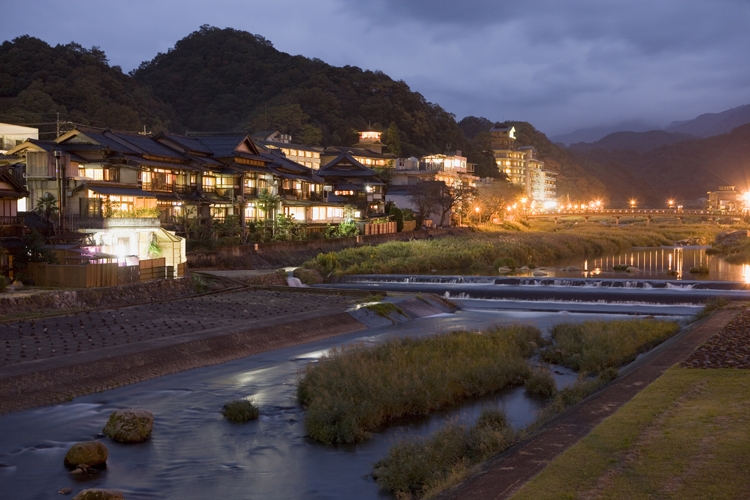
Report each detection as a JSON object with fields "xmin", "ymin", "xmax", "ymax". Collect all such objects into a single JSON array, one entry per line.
[{"xmin": 56, "ymin": 113, "xmax": 60, "ymax": 138}]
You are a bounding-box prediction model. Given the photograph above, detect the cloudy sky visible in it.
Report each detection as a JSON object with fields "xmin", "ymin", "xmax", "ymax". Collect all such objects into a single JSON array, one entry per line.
[{"xmin": 3, "ymin": 0, "xmax": 749, "ymax": 137}]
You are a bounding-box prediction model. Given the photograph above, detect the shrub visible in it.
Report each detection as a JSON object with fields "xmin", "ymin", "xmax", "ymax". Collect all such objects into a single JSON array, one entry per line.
[
  {"xmin": 190, "ymin": 274, "xmax": 208, "ymax": 293},
  {"xmin": 524, "ymin": 368, "xmax": 557, "ymax": 398},
  {"xmin": 688, "ymin": 266, "xmax": 709, "ymax": 274},
  {"xmin": 222, "ymin": 399, "xmax": 260, "ymax": 423},
  {"xmin": 695, "ymin": 296, "xmax": 729, "ymax": 319},
  {"xmin": 493, "ymin": 256, "xmax": 517, "ymax": 269}
]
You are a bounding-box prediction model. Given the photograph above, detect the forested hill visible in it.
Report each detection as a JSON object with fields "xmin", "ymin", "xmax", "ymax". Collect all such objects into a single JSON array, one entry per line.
[
  {"xmin": 572, "ymin": 123, "xmax": 750, "ymax": 206},
  {"xmin": 1, "ymin": 26, "xmax": 610, "ymax": 201},
  {"xmin": 132, "ymin": 25, "xmax": 467, "ymax": 158},
  {"xmin": 0, "ymin": 35, "xmax": 177, "ymax": 138}
]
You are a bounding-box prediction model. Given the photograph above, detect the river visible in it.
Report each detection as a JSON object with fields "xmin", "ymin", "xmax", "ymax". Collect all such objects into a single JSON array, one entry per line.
[{"xmin": 1, "ymin": 247, "xmax": 741, "ymax": 499}]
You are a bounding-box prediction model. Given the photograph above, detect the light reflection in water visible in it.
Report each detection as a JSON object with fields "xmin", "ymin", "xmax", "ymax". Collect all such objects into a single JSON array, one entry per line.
[{"xmin": 538, "ymin": 247, "xmax": 745, "ymax": 281}]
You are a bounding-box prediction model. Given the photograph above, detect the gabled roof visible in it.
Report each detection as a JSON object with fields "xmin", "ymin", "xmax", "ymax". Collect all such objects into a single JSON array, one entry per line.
[
  {"xmin": 318, "ymin": 152, "xmax": 383, "ymax": 179},
  {"xmin": 156, "ymin": 133, "xmax": 214, "ymax": 155},
  {"xmin": 323, "ymin": 145, "xmax": 395, "ymax": 159},
  {"xmin": 187, "ymin": 133, "xmax": 262, "ymax": 158},
  {"xmin": 0, "ymin": 166, "xmax": 29, "ymax": 198}
]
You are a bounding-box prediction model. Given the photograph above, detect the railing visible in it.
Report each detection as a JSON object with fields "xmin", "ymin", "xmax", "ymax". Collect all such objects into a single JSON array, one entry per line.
[{"xmin": 0, "ymin": 216, "xmax": 22, "ymax": 225}]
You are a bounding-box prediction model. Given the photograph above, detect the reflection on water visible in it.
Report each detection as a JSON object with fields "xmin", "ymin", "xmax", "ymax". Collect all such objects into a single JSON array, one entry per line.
[{"xmin": 522, "ymin": 246, "xmax": 746, "ymax": 282}]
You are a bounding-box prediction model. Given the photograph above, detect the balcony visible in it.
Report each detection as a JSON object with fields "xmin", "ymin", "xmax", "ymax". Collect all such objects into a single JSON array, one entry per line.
[
  {"xmin": 72, "ymin": 217, "xmax": 161, "ymax": 230},
  {"xmin": 0, "ymin": 216, "xmax": 22, "ymax": 226}
]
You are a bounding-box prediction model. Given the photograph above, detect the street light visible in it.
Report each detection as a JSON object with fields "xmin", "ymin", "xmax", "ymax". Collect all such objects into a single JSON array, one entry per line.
[
  {"xmin": 668, "ymin": 199, "xmax": 675, "ymax": 209},
  {"xmin": 629, "ymin": 199, "xmax": 637, "ymax": 210}
]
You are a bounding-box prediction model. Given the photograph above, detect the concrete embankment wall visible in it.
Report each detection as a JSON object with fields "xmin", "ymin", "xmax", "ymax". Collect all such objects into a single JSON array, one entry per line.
[{"xmin": 188, "ymin": 227, "xmax": 469, "ymax": 268}]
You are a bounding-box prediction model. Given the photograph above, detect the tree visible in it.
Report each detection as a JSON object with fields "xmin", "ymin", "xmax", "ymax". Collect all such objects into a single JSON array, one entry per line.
[
  {"xmin": 408, "ymin": 181, "xmax": 476, "ymax": 227},
  {"xmin": 34, "ymin": 193, "xmax": 58, "ymax": 235},
  {"xmin": 474, "ymin": 180, "xmax": 524, "ymax": 222},
  {"xmin": 385, "ymin": 122, "xmax": 402, "ymax": 157}
]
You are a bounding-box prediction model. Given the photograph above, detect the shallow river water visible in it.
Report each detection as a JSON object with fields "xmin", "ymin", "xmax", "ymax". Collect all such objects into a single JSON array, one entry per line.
[{"xmin": 0, "ymin": 299, "xmax": 699, "ymax": 500}]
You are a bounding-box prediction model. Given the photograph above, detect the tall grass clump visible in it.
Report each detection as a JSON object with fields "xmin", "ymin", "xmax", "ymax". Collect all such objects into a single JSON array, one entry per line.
[
  {"xmin": 524, "ymin": 367, "xmax": 557, "ymax": 398},
  {"xmin": 373, "ymin": 408, "xmax": 515, "ymax": 499},
  {"xmin": 541, "ymin": 319, "xmax": 680, "ymax": 373},
  {"xmin": 297, "ymin": 325, "xmax": 544, "ymax": 444},
  {"xmin": 222, "ymin": 398, "xmax": 260, "ymax": 423}
]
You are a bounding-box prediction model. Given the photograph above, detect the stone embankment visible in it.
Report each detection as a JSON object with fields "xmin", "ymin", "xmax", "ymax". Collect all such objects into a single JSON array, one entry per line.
[
  {"xmin": 682, "ymin": 308, "xmax": 750, "ymax": 368},
  {"xmin": 0, "ymin": 278, "xmax": 223, "ymax": 320}
]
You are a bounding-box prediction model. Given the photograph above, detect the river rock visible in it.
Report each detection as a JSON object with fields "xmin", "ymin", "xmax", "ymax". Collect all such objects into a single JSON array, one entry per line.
[
  {"xmin": 497, "ymin": 266, "xmax": 512, "ymax": 274},
  {"xmin": 64, "ymin": 441, "xmax": 108, "ymax": 469},
  {"xmin": 72, "ymin": 489, "xmax": 125, "ymax": 500},
  {"xmin": 626, "ymin": 266, "xmax": 641, "ymax": 272},
  {"xmin": 532, "ymin": 271, "xmax": 547, "ymax": 277},
  {"xmin": 102, "ymin": 409, "xmax": 154, "ymax": 443},
  {"xmin": 565, "ymin": 266, "xmax": 582, "ymax": 272}
]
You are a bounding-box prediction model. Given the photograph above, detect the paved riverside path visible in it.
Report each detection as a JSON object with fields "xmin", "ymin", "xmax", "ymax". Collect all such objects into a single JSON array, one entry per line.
[
  {"xmin": 439, "ymin": 308, "xmax": 741, "ymax": 500},
  {"xmin": 0, "ymin": 287, "xmax": 366, "ymax": 414}
]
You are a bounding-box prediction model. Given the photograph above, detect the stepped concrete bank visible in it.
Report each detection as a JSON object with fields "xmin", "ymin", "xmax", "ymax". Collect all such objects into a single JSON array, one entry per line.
[{"xmin": 0, "ymin": 286, "xmax": 451, "ymax": 415}]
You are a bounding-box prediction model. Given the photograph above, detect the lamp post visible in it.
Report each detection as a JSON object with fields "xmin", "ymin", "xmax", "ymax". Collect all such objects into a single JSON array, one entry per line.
[
  {"xmin": 629, "ymin": 199, "xmax": 637, "ymax": 211},
  {"xmin": 474, "ymin": 205, "xmax": 481, "ymax": 225}
]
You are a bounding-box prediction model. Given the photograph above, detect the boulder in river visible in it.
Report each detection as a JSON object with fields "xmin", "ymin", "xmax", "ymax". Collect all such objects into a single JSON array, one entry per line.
[
  {"xmin": 102, "ymin": 409, "xmax": 154, "ymax": 443},
  {"xmin": 64, "ymin": 441, "xmax": 108, "ymax": 469},
  {"xmin": 72, "ymin": 489, "xmax": 125, "ymax": 500},
  {"xmin": 626, "ymin": 266, "xmax": 641, "ymax": 272}
]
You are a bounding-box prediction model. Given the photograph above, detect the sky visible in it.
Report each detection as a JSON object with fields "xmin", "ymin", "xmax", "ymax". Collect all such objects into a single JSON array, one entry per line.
[{"xmin": 2, "ymin": 0, "xmax": 749, "ymax": 137}]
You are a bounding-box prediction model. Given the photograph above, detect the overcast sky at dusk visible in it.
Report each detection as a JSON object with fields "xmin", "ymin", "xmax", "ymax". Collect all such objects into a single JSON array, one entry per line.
[{"xmin": 3, "ymin": 0, "xmax": 749, "ymax": 136}]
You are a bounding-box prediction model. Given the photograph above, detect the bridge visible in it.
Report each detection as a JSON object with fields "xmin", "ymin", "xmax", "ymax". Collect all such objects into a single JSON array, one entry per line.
[{"xmin": 526, "ymin": 208, "xmax": 744, "ymax": 225}]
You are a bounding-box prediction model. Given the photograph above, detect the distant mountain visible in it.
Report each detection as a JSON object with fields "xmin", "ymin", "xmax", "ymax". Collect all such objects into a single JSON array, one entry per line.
[
  {"xmin": 568, "ymin": 130, "xmax": 696, "ymax": 153},
  {"xmin": 574, "ymin": 123, "xmax": 750, "ymax": 207},
  {"xmin": 549, "ymin": 120, "xmax": 660, "ymax": 146},
  {"xmin": 665, "ymin": 104, "xmax": 750, "ymax": 138}
]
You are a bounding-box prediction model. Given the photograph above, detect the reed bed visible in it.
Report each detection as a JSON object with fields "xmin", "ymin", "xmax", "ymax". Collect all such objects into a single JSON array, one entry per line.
[
  {"xmin": 297, "ymin": 325, "xmax": 544, "ymax": 444},
  {"xmin": 373, "ymin": 408, "xmax": 515, "ymax": 499},
  {"xmin": 541, "ymin": 319, "xmax": 680, "ymax": 373},
  {"xmin": 304, "ymin": 225, "xmax": 720, "ymax": 277}
]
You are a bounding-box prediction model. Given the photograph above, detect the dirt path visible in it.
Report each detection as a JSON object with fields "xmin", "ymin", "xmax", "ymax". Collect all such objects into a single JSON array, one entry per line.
[{"xmin": 438, "ymin": 308, "xmax": 742, "ymax": 500}]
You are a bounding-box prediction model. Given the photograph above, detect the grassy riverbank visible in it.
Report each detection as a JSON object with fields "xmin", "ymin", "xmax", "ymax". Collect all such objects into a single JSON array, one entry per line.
[
  {"xmin": 512, "ymin": 367, "xmax": 750, "ymax": 499},
  {"xmin": 304, "ymin": 224, "xmax": 723, "ymax": 276},
  {"xmin": 297, "ymin": 325, "xmax": 544, "ymax": 444}
]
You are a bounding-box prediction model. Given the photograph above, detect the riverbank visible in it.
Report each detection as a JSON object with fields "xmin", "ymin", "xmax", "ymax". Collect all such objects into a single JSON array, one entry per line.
[
  {"xmin": 303, "ymin": 224, "xmax": 728, "ymax": 277},
  {"xmin": 438, "ymin": 305, "xmax": 747, "ymax": 500}
]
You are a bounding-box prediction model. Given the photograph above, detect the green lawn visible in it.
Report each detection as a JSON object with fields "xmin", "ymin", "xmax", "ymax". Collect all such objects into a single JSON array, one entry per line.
[{"xmin": 512, "ymin": 367, "xmax": 750, "ymax": 499}]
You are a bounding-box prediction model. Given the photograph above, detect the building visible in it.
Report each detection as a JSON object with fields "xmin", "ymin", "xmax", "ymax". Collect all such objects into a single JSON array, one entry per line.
[
  {"xmin": 251, "ymin": 131, "xmax": 324, "ymax": 170},
  {"xmin": 490, "ymin": 125, "xmax": 556, "ymax": 204},
  {"xmin": 317, "ymin": 151, "xmax": 386, "ymax": 216},
  {"xmin": 0, "ymin": 123, "xmax": 38, "ymax": 153},
  {"xmin": 321, "ymin": 131, "xmax": 396, "ymax": 170},
  {"xmin": 707, "ymin": 186, "xmax": 746, "ymax": 212}
]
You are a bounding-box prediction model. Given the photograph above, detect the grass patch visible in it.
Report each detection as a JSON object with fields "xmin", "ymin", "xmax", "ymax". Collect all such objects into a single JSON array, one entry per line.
[
  {"xmin": 540, "ymin": 319, "xmax": 681, "ymax": 373},
  {"xmin": 512, "ymin": 367, "xmax": 750, "ymax": 499},
  {"xmin": 221, "ymin": 399, "xmax": 260, "ymax": 423},
  {"xmin": 364, "ymin": 302, "xmax": 404, "ymax": 318},
  {"xmin": 373, "ymin": 408, "xmax": 515, "ymax": 498},
  {"xmin": 694, "ymin": 296, "xmax": 729, "ymax": 320},
  {"xmin": 297, "ymin": 325, "xmax": 545, "ymax": 444}
]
